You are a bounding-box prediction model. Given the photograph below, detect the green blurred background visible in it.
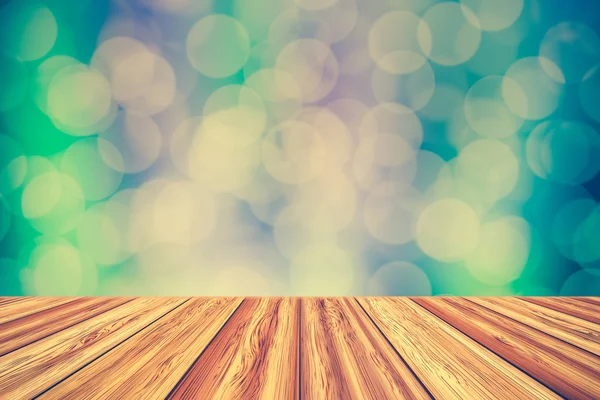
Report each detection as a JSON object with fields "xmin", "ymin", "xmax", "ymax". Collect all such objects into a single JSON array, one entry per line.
[{"xmin": 1, "ymin": 0, "xmax": 600, "ymax": 296}]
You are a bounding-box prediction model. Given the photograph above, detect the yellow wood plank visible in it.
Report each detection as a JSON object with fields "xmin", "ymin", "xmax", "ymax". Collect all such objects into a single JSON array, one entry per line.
[
  {"xmin": 0, "ymin": 297, "xmax": 77, "ymax": 325},
  {"xmin": 301, "ymin": 298, "xmax": 430, "ymax": 400},
  {"xmin": 40, "ymin": 297, "xmax": 243, "ymax": 400},
  {"xmin": 0, "ymin": 297, "xmax": 24, "ymax": 306},
  {"xmin": 0, "ymin": 297, "xmax": 186, "ymax": 399},
  {"xmin": 0, "ymin": 297, "xmax": 132, "ymax": 356},
  {"xmin": 470, "ymin": 297, "xmax": 600, "ymax": 356},
  {"xmin": 521, "ymin": 297, "xmax": 600, "ymax": 325},
  {"xmin": 416, "ymin": 297, "xmax": 600, "ymax": 400},
  {"xmin": 358, "ymin": 297, "xmax": 559, "ymax": 400},
  {"xmin": 169, "ymin": 298, "xmax": 299, "ymax": 400}
]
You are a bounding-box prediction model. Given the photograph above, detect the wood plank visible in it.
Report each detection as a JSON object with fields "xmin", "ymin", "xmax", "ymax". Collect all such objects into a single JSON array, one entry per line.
[
  {"xmin": 0, "ymin": 297, "xmax": 186, "ymax": 399},
  {"xmin": 0, "ymin": 297, "xmax": 77, "ymax": 324},
  {"xmin": 575, "ymin": 297, "xmax": 600, "ymax": 307},
  {"xmin": 469, "ymin": 297, "xmax": 600, "ymax": 356},
  {"xmin": 521, "ymin": 297, "xmax": 600, "ymax": 325},
  {"xmin": 169, "ymin": 298, "xmax": 300, "ymax": 400},
  {"xmin": 300, "ymin": 298, "xmax": 430, "ymax": 400},
  {"xmin": 358, "ymin": 297, "xmax": 559, "ymax": 400},
  {"xmin": 40, "ymin": 297, "xmax": 243, "ymax": 400},
  {"xmin": 415, "ymin": 297, "xmax": 600, "ymax": 400},
  {"xmin": 0, "ymin": 297, "xmax": 25, "ymax": 306},
  {"xmin": 0, "ymin": 297, "xmax": 133, "ymax": 357}
]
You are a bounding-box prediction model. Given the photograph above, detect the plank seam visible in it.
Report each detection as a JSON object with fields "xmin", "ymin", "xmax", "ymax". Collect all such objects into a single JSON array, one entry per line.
[
  {"xmin": 464, "ymin": 297, "xmax": 600, "ymax": 359},
  {"xmin": 298, "ymin": 297, "xmax": 302, "ymax": 400},
  {"xmin": 412, "ymin": 298, "xmax": 563, "ymax": 399},
  {"xmin": 353, "ymin": 298, "xmax": 435, "ymax": 399},
  {"xmin": 520, "ymin": 297, "xmax": 600, "ymax": 323},
  {"xmin": 515, "ymin": 297, "xmax": 600, "ymax": 327},
  {"xmin": 164, "ymin": 298, "xmax": 247, "ymax": 399},
  {"xmin": 32, "ymin": 298, "xmax": 191, "ymax": 399},
  {"xmin": 0, "ymin": 298, "xmax": 81, "ymax": 327},
  {"xmin": 571, "ymin": 298, "xmax": 600, "ymax": 306},
  {"xmin": 0, "ymin": 297, "xmax": 137, "ymax": 359}
]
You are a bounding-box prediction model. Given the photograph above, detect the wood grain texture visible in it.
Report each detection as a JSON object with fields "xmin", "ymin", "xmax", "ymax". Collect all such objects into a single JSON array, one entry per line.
[
  {"xmin": 574, "ymin": 297, "xmax": 600, "ymax": 307},
  {"xmin": 470, "ymin": 297, "xmax": 600, "ymax": 356},
  {"xmin": 0, "ymin": 297, "xmax": 76, "ymax": 325},
  {"xmin": 357, "ymin": 297, "xmax": 559, "ymax": 400},
  {"xmin": 169, "ymin": 298, "xmax": 299, "ymax": 400},
  {"xmin": 39, "ymin": 297, "xmax": 243, "ymax": 400},
  {"xmin": 415, "ymin": 297, "xmax": 600, "ymax": 400},
  {"xmin": 0, "ymin": 296, "xmax": 598, "ymax": 399},
  {"xmin": 301, "ymin": 298, "xmax": 430, "ymax": 400},
  {"xmin": 0, "ymin": 297, "xmax": 26, "ymax": 306},
  {"xmin": 522, "ymin": 297, "xmax": 600, "ymax": 325},
  {"xmin": 0, "ymin": 297, "xmax": 186, "ymax": 399},
  {"xmin": 0, "ymin": 297, "xmax": 132, "ymax": 357}
]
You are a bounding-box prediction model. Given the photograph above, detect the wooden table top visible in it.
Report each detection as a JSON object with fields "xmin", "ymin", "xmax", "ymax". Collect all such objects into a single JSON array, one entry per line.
[{"xmin": 0, "ymin": 297, "xmax": 598, "ymax": 399}]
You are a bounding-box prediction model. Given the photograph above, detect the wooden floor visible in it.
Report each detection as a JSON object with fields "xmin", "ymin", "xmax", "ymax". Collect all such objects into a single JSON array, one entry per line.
[{"xmin": 0, "ymin": 297, "xmax": 599, "ymax": 399}]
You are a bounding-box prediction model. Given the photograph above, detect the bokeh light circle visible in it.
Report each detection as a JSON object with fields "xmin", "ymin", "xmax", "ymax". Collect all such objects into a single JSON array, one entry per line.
[
  {"xmin": 0, "ymin": 134, "xmax": 27, "ymax": 197},
  {"xmin": 540, "ymin": 21, "xmax": 600, "ymax": 83},
  {"xmin": 352, "ymin": 132, "xmax": 418, "ymax": 190},
  {"xmin": 294, "ymin": 0, "xmax": 337, "ymax": 11},
  {"xmin": 371, "ymin": 61, "xmax": 435, "ymax": 110},
  {"xmin": 29, "ymin": 242, "xmax": 96, "ymax": 296},
  {"xmin": 502, "ymin": 56, "xmax": 564, "ymax": 120},
  {"xmin": 245, "ymin": 68, "xmax": 303, "ymax": 121},
  {"xmin": 367, "ymin": 261, "xmax": 431, "ymax": 296},
  {"xmin": 552, "ymin": 198, "xmax": 600, "ymax": 264},
  {"xmin": 0, "ymin": 0, "xmax": 57, "ymax": 61},
  {"xmin": 419, "ymin": 84, "xmax": 466, "ymax": 122},
  {"xmin": 61, "ymin": 138, "xmax": 123, "ymax": 201},
  {"xmin": 262, "ymin": 120, "xmax": 327, "ymax": 184},
  {"xmin": 202, "ymin": 84, "xmax": 267, "ymax": 147},
  {"xmin": 186, "ymin": 15, "xmax": 250, "ymax": 78},
  {"xmin": 269, "ymin": 0, "xmax": 358, "ymax": 45},
  {"xmin": 368, "ymin": 11, "xmax": 430, "ymax": 74},
  {"xmin": 418, "ymin": 3, "xmax": 481, "ymax": 66},
  {"xmin": 360, "ymin": 102, "xmax": 424, "ymax": 148},
  {"xmin": 21, "ymin": 172, "xmax": 85, "ymax": 235},
  {"xmin": 561, "ymin": 270, "xmax": 600, "ymax": 296},
  {"xmin": 3, "ymin": 156, "xmax": 56, "ymax": 215},
  {"xmin": 127, "ymin": 180, "xmax": 217, "ymax": 250},
  {"xmin": 47, "ymin": 64, "xmax": 114, "ymax": 136},
  {"xmin": 232, "ymin": 0, "xmax": 292, "ymax": 42},
  {"xmin": 467, "ymin": 30, "xmax": 520, "ymax": 76},
  {"xmin": 465, "ymin": 75, "xmax": 524, "ymax": 138},
  {"xmin": 455, "ymin": 139, "xmax": 520, "ymax": 204},
  {"xmin": 415, "ymin": 198, "xmax": 480, "ymax": 263},
  {"xmin": 35, "ymin": 56, "xmax": 80, "ymax": 113},
  {"xmin": 294, "ymin": 107, "xmax": 353, "ymax": 168},
  {"xmin": 290, "ymin": 244, "xmax": 357, "ymax": 295},
  {"xmin": 526, "ymin": 120, "xmax": 600, "ymax": 185},
  {"xmin": 188, "ymin": 128, "xmax": 260, "ymax": 192},
  {"xmin": 92, "ymin": 37, "xmax": 177, "ymax": 116},
  {"xmin": 76, "ymin": 201, "xmax": 131, "ymax": 266},
  {"xmin": 465, "ymin": 216, "xmax": 531, "ymax": 285},
  {"xmin": 461, "ymin": 0, "xmax": 524, "ymax": 31},
  {"xmin": 291, "ymin": 171, "xmax": 357, "ymax": 233},
  {"xmin": 364, "ymin": 184, "xmax": 421, "ymax": 245},
  {"xmin": 275, "ymin": 39, "xmax": 339, "ymax": 103}
]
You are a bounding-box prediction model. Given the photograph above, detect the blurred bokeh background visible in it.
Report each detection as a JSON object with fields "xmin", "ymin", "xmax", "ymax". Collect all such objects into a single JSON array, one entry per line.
[{"xmin": 0, "ymin": 0, "xmax": 599, "ymax": 296}]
